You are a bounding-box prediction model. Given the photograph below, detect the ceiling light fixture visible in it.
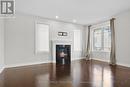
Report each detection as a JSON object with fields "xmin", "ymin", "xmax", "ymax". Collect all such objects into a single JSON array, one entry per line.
[{"xmin": 56, "ymin": 16, "xmax": 59, "ymax": 19}]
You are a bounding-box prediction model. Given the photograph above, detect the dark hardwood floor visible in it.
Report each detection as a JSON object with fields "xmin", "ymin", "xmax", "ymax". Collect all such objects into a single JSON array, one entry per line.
[{"xmin": 0, "ymin": 59, "xmax": 130, "ymax": 87}]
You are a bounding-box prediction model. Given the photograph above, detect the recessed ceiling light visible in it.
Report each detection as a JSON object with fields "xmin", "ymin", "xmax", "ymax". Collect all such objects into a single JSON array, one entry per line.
[
  {"xmin": 73, "ymin": 19, "xmax": 77, "ymax": 23},
  {"xmin": 56, "ymin": 16, "xmax": 59, "ymax": 19}
]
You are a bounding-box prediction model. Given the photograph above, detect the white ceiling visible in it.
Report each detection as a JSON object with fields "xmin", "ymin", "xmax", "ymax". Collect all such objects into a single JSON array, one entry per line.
[{"xmin": 16, "ymin": 0, "xmax": 130, "ymax": 25}]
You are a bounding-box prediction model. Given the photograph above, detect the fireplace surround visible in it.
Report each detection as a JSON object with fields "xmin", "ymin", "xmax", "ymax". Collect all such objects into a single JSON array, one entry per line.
[{"xmin": 52, "ymin": 40, "xmax": 72, "ymax": 63}]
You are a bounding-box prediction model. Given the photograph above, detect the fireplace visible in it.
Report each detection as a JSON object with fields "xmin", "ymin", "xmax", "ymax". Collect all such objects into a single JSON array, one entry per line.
[{"xmin": 56, "ymin": 45, "xmax": 71, "ymax": 64}]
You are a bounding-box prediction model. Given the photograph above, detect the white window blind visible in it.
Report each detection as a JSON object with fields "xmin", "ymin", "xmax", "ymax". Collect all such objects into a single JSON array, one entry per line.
[
  {"xmin": 74, "ymin": 30, "xmax": 82, "ymax": 51},
  {"xmin": 35, "ymin": 23, "xmax": 49, "ymax": 53}
]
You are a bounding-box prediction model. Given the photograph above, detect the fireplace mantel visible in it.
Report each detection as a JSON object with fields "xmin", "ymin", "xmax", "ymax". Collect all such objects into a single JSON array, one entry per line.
[{"xmin": 51, "ymin": 40, "xmax": 73, "ymax": 63}]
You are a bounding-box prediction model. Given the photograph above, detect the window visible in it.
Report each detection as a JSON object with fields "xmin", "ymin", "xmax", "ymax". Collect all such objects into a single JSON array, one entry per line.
[
  {"xmin": 93, "ymin": 26, "xmax": 111, "ymax": 52},
  {"xmin": 74, "ymin": 30, "xmax": 82, "ymax": 51},
  {"xmin": 35, "ymin": 23, "xmax": 49, "ymax": 53},
  {"xmin": 93, "ymin": 29, "xmax": 102, "ymax": 50},
  {"xmin": 103, "ymin": 27, "xmax": 111, "ymax": 51}
]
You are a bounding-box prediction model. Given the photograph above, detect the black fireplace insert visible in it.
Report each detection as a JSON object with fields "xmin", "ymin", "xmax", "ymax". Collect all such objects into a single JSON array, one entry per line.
[{"xmin": 56, "ymin": 45, "xmax": 71, "ymax": 64}]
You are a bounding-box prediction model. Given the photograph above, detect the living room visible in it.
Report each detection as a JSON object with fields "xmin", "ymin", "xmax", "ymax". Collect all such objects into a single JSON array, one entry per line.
[{"xmin": 0, "ymin": 0, "xmax": 130, "ymax": 87}]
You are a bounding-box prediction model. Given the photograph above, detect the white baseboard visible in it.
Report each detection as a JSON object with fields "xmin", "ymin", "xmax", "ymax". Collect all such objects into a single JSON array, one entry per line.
[
  {"xmin": 5, "ymin": 58, "xmax": 86, "ymax": 68},
  {"xmin": 5, "ymin": 60, "xmax": 52, "ymax": 68},
  {"xmin": 92, "ymin": 58, "xmax": 130, "ymax": 68},
  {"xmin": 91, "ymin": 58, "xmax": 109, "ymax": 63},
  {"xmin": 0, "ymin": 67, "xmax": 5, "ymax": 74},
  {"xmin": 117, "ymin": 62, "xmax": 130, "ymax": 68},
  {"xmin": 4, "ymin": 58, "xmax": 130, "ymax": 69}
]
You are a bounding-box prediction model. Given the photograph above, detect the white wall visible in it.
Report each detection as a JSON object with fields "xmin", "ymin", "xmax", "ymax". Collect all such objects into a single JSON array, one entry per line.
[
  {"xmin": 4, "ymin": 13, "xmax": 86, "ymax": 67},
  {"xmin": 0, "ymin": 19, "xmax": 5, "ymax": 72},
  {"xmin": 115, "ymin": 10, "xmax": 130, "ymax": 67}
]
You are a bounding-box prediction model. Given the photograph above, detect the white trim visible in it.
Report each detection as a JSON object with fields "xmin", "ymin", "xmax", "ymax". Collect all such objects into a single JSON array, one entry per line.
[
  {"xmin": 52, "ymin": 40, "xmax": 73, "ymax": 63},
  {"xmin": 92, "ymin": 58, "xmax": 130, "ymax": 68},
  {"xmin": 117, "ymin": 62, "xmax": 130, "ymax": 68},
  {"xmin": 0, "ymin": 67, "xmax": 5, "ymax": 74},
  {"xmin": 91, "ymin": 58, "xmax": 109, "ymax": 63},
  {"xmin": 4, "ymin": 57, "xmax": 85, "ymax": 68},
  {"xmin": 5, "ymin": 60, "xmax": 52, "ymax": 68},
  {"xmin": 3, "ymin": 59, "xmax": 130, "ymax": 70}
]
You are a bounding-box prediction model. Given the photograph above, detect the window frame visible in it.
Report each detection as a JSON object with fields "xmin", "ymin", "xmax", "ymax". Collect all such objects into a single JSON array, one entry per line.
[
  {"xmin": 93, "ymin": 28, "xmax": 104, "ymax": 51},
  {"xmin": 35, "ymin": 22, "xmax": 50, "ymax": 54},
  {"xmin": 92, "ymin": 25, "xmax": 111, "ymax": 52}
]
